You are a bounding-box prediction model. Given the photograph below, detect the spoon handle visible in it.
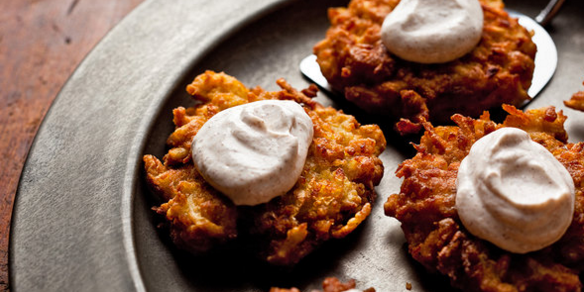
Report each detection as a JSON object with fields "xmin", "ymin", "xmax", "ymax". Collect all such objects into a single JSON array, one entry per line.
[{"xmin": 536, "ymin": 0, "xmax": 566, "ymax": 26}]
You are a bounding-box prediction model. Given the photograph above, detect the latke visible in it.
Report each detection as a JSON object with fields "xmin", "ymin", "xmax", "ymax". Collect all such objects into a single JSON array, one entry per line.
[
  {"xmin": 385, "ymin": 105, "xmax": 584, "ymax": 292},
  {"xmin": 314, "ymin": 0, "xmax": 536, "ymax": 134},
  {"xmin": 144, "ymin": 71, "xmax": 386, "ymax": 266}
]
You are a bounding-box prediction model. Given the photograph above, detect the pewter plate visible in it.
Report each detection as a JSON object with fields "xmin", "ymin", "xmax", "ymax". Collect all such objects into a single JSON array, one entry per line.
[{"xmin": 11, "ymin": 0, "xmax": 584, "ymax": 291}]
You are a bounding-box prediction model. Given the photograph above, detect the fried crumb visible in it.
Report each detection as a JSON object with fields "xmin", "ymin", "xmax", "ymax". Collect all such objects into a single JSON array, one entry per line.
[
  {"xmin": 564, "ymin": 81, "xmax": 584, "ymax": 111},
  {"xmin": 270, "ymin": 277, "xmax": 375, "ymax": 292}
]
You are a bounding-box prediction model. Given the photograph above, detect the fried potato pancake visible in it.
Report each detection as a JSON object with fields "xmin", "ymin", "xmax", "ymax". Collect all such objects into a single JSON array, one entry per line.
[
  {"xmin": 314, "ymin": 0, "xmax": 536, "ymax": 134},
  {"xmin": 385, "ymin": 105, "xmax": 584, "ymax": 291},
  {"xmin": 270, "ymin": 277, "xmax": 375, "ymax": 292},
  {"xmin": 144, "ymin": 71, "xmax": 386, "ymax": 265}
]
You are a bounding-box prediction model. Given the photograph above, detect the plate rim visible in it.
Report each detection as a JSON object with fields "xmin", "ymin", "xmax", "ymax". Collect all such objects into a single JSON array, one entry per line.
[{"xmin": 10, "ymin": 0, "xmax": 290, "ymax": 291}]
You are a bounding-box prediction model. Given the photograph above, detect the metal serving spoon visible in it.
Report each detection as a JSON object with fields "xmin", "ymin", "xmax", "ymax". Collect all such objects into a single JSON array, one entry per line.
[{"xmin": 301, "ymin": 0, "xmax": 564, "ymax": 99}]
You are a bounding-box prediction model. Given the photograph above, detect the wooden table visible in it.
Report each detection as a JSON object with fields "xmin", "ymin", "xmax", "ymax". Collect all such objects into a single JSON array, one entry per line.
[{"xmin": 0, "ymin": 1, "xmax": 144, "ymax": 290}]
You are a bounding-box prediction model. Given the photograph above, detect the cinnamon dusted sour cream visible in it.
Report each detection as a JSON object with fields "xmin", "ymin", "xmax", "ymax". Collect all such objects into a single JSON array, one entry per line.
[
  {"xmin": 381, "ymin": 0, "xmax": 484, "ymax": 64},
  {"xmin": 456, "ymin": 128, "xmax": 575, "ymax": 254},
  {"xmin": 192, "ymin": 100, "xmax": 314, "ymax": 206}
]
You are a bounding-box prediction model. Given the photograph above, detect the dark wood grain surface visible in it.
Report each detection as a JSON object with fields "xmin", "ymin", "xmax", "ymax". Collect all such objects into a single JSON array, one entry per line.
[{"xmin": 0, "ymin": 1, "xmax": 144, "ymax": 290}]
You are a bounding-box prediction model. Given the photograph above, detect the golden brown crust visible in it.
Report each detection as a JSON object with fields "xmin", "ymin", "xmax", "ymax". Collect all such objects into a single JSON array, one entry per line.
[
  {"xmin": 143, "ymin": 71, "xmax": 386, "ymax": 265},
  {"xmin": 270, "ymin": 277, "xmax": 376, "ymax": 292},
  {"xmin": 564, "ymin": 82, "xmax": 584, "ymax": 112},
  {"xmin": 385, "ymin": 105, "xmax": 584, "ymax": 292},
  {"xmin": 314, "ymin": 0, "xmax": 536, "ymax": 134}
]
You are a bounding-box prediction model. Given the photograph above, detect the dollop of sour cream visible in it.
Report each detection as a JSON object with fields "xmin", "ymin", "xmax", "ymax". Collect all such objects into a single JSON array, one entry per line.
[
  {"xmin": 192, "ymin": 100, "xmax": 314, "ymax": 206},
  {"xmin": 381, "ymin": 0, "xmax": 484, "ymax": 64},
  {"xmin": 456, "ymin": 128, "xmax": 575, "ymax": 254}
]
